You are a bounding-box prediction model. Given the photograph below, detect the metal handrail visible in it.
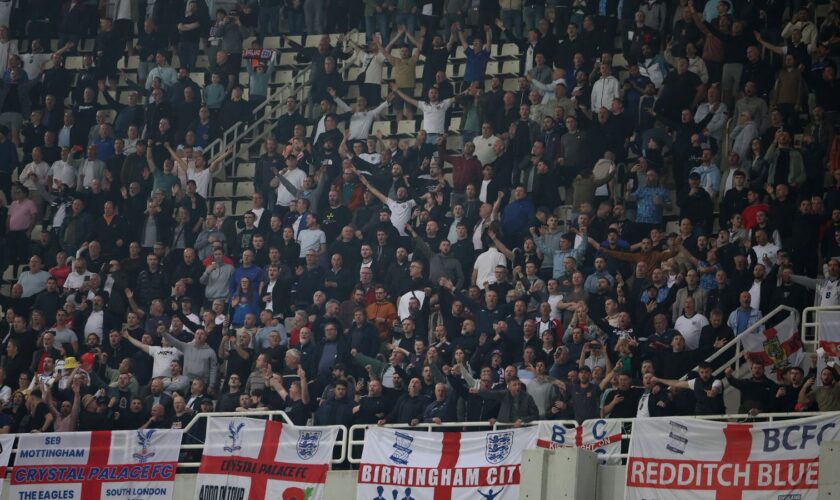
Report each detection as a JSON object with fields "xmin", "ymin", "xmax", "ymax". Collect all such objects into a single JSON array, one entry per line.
[
  {"xmin": 680, "ymin": 304, "xmax": 799, "ymax": 380},
  {"xmin": 176, "ymin": 410, "xmax": 348, "ymax": 467},
  {"xmin": 347, "ymin": 412, "xmax": 827, "ymax": 463},
  {"xmin": 606, "ymin": 411, "xmax": 825, "ymax": 460},
  {"xmin": 204, "ymin": 63, "xmax": 313, "ymax": 173},
  {"xmin": 801, "ymin": 305, "xmax": 840, "ymax": 347}
]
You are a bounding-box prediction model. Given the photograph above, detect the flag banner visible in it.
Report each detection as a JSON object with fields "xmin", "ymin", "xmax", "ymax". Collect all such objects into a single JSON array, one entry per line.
[
  {"xmin": 625, "ymin": 413, "xmax": 840, "ymax": 499},
  {"xmin": 537, "ymin": 419, "xmax": 622, "ymax": 464},
  {"xmin": 816, "ymin": 310, "xmax": 840, "ymax": 386},
  {"xmin": 739, "ymin": 315, "xmax": 805, "ymax": 382},
  {"xmin": 357, "ymin": 426, "xmax": 538, "ymax": 500},
  {"xmin": 195, "ymin": 416, "xmax": 338, "ymax": 500},
  {"xmin": 0, "ymin": 435, "xmax": 14, "ymax": 498},
  {"xmin": 10, "ymin": 429, "xmax": 182, "ymax": 500}
]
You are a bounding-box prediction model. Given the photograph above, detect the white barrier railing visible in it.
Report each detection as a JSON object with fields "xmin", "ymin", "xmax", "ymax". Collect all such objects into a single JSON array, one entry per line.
[
  {"xmin": 802, "ymin": 305, "xmax": 840, "ymax": 348},
  {"xmin": 346, "ymin": 412, "xmax": 824, "ymax": 463},
  {"xmin": 204, "ymin": 63, "xmax": 312, "ymax": 172},
  {"xmin": 681, "ymin": 305, "xmax": 800, "ymax": 380},
  {"xmin": 176, "ymin": 410, "xmax": 348, "ymax": 467},
  {"xmin": 0, "ymin": 411, "xmax": 829, "ymax": 472},
  {"xmin": 605, "ymin": 411, "xmax": 823, "ymax": 460}
]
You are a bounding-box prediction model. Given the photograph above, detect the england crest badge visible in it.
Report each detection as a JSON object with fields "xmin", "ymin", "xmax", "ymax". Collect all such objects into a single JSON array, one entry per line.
[
  {"xmin": 485, "ymin": 431, "xmax": 513, "ymax": 464},
  {"xmin": 296, "ymin": 430, "xmax": 322, "ymax": 460}
]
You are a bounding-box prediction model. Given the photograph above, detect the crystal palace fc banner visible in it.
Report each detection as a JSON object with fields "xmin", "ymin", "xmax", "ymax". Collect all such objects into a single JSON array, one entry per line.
[
  {"xmin": 357, "ymin": 426, "xmax": 538, "ymax": 500},
  {"xmin": 537, "ymin": 419, "xmax": 622, "ymax": 464},
  {"xmin": 195, "ymin": 416, "xmax": 338, "ymax": 500},
  {"xmin": 625, "ymin": 413, "xmax": 840, "ymax": 499},
  {"xmin": 10, "ymin": 429, "xmax": 182, "ymax": 500}
]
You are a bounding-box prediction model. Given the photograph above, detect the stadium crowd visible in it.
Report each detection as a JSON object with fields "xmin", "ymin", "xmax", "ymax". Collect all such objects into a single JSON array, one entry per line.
[{"xmin": 0, "ymin": 0, "xmax": 839, "ymax": 439}]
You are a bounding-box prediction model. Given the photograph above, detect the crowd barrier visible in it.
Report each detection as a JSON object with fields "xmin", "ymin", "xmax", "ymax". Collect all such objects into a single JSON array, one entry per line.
[{"xmin": 0, "ymin": 410, "xmax": 825, "ymax": 472}]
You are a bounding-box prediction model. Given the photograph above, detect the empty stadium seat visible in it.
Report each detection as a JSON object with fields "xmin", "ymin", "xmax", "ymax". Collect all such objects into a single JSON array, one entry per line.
[
  {"xmin": 234, "ymin": 183, "xmax": 253, "ymax": 198},
  {"xmin": 213, "ymin": 182, "xmax": 234, "ymax": 198},
  {"xmin": 235, "ymin": 163, "xmax": 256, "ymax": 178},
  {"xmin": 372, "ymin": 121, "xmax": 392, "ymax": 136},
  {"xmin": 397, "ymin": 120, "xmax": 417, "ymax": 136}
]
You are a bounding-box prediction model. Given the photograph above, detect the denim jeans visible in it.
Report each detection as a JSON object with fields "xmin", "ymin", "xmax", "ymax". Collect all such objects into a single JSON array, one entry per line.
[
  {"xmin": 394, "ymin": 13, "xmax": 416, "ymax": 43},
  {"xmin": 365, "ymin": 13, "xmax": 389, "ymax": 43},
  {"xmin": 523, "ymin": 5, "xmax": 544, "ymax": 32},
  {"xmin": 177, "ymin": 41, "xmax": 199, "ymax": 70},
  {"xmin": 501, "ymin": 9, "xmax": 523, "ymax": 37},
  {"xmin": 288, "ymin": 10, "xmax": 305, "ymax": 35},
  {"xmin": 259, "ymin": 5, "xmax": 281, "ymax": 36},
  {"xmin": 304, "ymin": 0, "xmax": 325, "ymax": 34}
]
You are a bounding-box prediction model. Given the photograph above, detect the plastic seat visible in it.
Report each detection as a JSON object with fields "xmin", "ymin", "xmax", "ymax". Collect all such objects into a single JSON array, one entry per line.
[
  {"xmin": 397, "ymin": 120, "xmax": 417, "ymax": 135},
  {"xmin": 235, "ymin": 182, "xmax": 254, "ymax": 197},
  {"xmin": 372, "ymin": 121, "xmax": 392, "ymax": 136},
  {"xmin": 235, "ymin": 163, "xmax": 256, "ymax": 178},
  {"xmin": 213, "ymin": 182, "xmax": 234, "ymax": 198}
]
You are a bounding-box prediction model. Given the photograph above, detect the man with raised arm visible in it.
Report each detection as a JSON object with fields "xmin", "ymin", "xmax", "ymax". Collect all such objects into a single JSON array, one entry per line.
[{"xmin": 353, "ymin": 166, "xmax": 416, "ymax": 237}]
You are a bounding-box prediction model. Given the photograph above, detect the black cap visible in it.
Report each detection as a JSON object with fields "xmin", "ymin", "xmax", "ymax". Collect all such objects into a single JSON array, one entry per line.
[{"xmin": 688, "ymin": 172, "xmax": 701, "ymax": 180}]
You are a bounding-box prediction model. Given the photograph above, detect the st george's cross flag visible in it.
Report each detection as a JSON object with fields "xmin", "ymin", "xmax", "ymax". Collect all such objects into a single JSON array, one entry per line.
[
  {"xmin": 10, "ymin": 429, "xmax": 182, "ymax": 500},
  {"xmin": 194, "ymin": 416, "xmax": 339, "ymax": 500},
  {"xmin": 625, "ymin": 413, "xmax": 840, "ymax": 500},
  {"xmin": 357, "ymin": 426, "xmax": 538, "ymax": 500},
  {"xmin": 537, "ymin": 419, "xmax": 622, "ymax": 464},
  {"xmin": 0, "ymin": 435, "xmax": 15, "ymax": 498},
  {"xmin": 738, "ymin": 315, "xmax": 805, "ymax": 381}
]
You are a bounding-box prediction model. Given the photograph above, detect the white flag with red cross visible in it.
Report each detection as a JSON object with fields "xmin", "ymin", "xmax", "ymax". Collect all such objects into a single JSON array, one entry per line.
[
  {"xmin": 0, "ymin": 435, "xmax": 14, "ymax": 498},
  {"xmin": 194, "ymin": 416, "xmax": 338, "ymax": 500},
  {"xmin": 10, "ymin": 429, "xmax": 182, "ymax": 500},
  {"xmin": 739, "ymin": 315, "xmax": 805, "ymax": 382},
  {"xmin": 625, "ymin": 413, "xmax": 840, "ymax": 499},
  {"xmin": 357, "ymin": 426, "xmax": 538, "ymax": 500},
  {"xmin": 536, "ymin": 419, "xmax": 622, "ymax": 464}
]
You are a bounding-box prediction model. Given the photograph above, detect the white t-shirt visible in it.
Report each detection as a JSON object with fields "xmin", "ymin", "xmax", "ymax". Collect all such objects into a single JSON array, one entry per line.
[
  {"xmin": 148, "ymin": 346, "xmax": 184, "ymax": 379},
  {"xmin": 474, "ymin": 135, "xmax": 499, "ymax": 166},
  {"xmin": 674, "ymin": 313, "xmax": 709, "ymax": 350},
  {"xmin": 636, "ymin": 392, "xmax": 651, "ymax": 418},
  {"xmin": 251, "ymin": 207, "xmax": 266, "ymax": 228},
  {"xmin": 276, "ymin": 168, "xmax": 307, "ymax": 207},
  {"xmin": 751, "ymin": 243, "xmax": 779, "ymax": 267},
  {"xmin": 84, "ymin": 310, "xmax": 104, "ymax": 340},
  {"xmin": 64, "ymin": 270, "xmax": 93, "ymax": 291},
  {"xmin": 819, "ymin": 278, "xmax": 840, "ymax": 306},
  {"xmin": 297, "ymin": 228, "xmax": 326, "ymax": 257},
  {"xmin": 79, "ymin": 160, "xmax": 100, "ymax": 188},
  {"xmin": 687, "ymin": 378, "xmax": 723, "ymax": 392},
  {"xmin": 20, "ymin": 161, "xmax": 49, "ymax": 191},
  {"xmin": 387, "ymin": 198, "xmax": 416, "ymax": 236},
  {"xmin": 53, "ymin": 327, "xmax": 77, "ymax": 348},
  {"xmin": 189, "ymin": 166, "xmax": 212, "ymax": 199},
  {"xmin": 20, "ymin": 52, "xmax": 51, "ymax": 80},
  {"xmin": 473, "ymin": 247, "xmax": 507, "ymax": 290},
  {"xmin": 359, "ymin": 52, "xmax": 386, "ymax": 85},
  {"xmin": 417, "ymin": 99, "xmax": 454, "ymax": 135},
  {"xmin": 49, "ymin": 160, "xmax": 77, "ymax": 190}
]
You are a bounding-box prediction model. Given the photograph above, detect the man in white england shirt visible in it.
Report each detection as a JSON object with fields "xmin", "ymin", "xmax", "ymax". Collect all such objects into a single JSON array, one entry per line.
[
  {"xmin": 354, "ymin": 167, "xmax": 416, "ymax": 237},
  {"xmin": 272, "ymin": 155, "xmax": 308, "ymax": 215},
  {"xmin": 673, "ymin": 296, "xmax": 709, "ymax": 351},
  {"xmin": 388, "ymin": 83, "xmax": 455, "ymax": 143},
  {"xmin": 122, "ymin": 330, "xmax": 183, "ymax": 379}
]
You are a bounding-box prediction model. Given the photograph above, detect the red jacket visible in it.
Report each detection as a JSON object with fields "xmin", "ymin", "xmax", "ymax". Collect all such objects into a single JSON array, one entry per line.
[{"xmin": 438, "ymin": 146, "xmax": 482, "ymax": 194}]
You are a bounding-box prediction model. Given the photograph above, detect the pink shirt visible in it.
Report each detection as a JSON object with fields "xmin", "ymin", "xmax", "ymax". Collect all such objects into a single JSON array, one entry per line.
[{"xmin": 8, "ymin": 198, "xmax": 37, "ymax": 231}]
